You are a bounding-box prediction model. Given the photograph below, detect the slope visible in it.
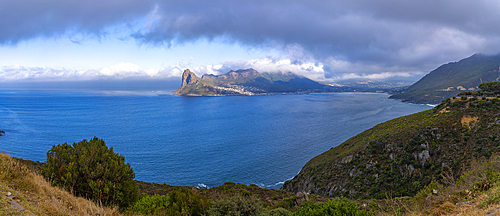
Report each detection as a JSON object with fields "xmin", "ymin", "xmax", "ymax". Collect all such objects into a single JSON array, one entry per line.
[
  {"xmin": 0, "ymin": 153, "xmax": 119, "ymax": 215},
  {"xmin": 283, "ymin": 93, "xmax": 500, "ymax": 199},
  {"xmin": 390, "ymin": 54, "xmax": 500, "ymax": 104}
]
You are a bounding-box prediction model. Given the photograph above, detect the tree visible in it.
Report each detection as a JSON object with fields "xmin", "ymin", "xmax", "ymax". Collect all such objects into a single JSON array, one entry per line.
[
  {"xmin": 479, "ymin": 81, "xmax": 500, "ymax": 95},
  {"xmin": 41, "ymin": 137, "xmax": 139, "ymax": 209}
]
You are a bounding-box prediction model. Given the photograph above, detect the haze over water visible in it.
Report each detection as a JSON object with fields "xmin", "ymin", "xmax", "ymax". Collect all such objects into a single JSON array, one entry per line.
[{"xmin": 0, "ymin": 91, "xmax": 431, "ymax": 188}]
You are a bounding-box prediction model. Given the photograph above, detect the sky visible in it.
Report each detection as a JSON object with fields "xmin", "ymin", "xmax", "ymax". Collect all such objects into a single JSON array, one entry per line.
[{"xmin": 1, "ymin": 0, "xmax": 500, "ymax": 90}]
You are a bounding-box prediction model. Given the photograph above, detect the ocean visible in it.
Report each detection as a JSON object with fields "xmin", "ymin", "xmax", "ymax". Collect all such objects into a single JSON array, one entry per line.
[{"xmin": 0, "ymin": 90, "xmax": 431, "ymax": 189}]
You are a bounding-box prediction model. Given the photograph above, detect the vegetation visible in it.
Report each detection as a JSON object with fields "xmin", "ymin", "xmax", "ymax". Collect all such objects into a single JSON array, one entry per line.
[
  {"xmin": 378, "ymin": 155, "xmax": 500, "ymax": 215},
  {"xmin": 0, "ymin": 153, "xmax": 119, "ymax": 215},
  {"xmin": 268, "ymin": 207, "xmax": 292, "ymax": 216},
  {"xmin": 208, "ymin": 194, "xmax": 264, "ymax": 216},
  {"xmin": 41, "ymin": 137, "xmax": 139, "ymax": 209},
  {"xmin": 131, "ymin": 188, "xmax": 211, "ymax": 215},
  {"xmin": 292, "ymin": 199, "xmax": 373, "ymax": 216},
  {"xmin": 284, "ymin": 81, "xmax": 500, "ymax": 200},
  {"xmin": 7, "ymin": 149, "xmax": 500, "ymax": 215},
  {"xmin": 9, "ymin": 81, "xmax": 500, "ymax": 215}
]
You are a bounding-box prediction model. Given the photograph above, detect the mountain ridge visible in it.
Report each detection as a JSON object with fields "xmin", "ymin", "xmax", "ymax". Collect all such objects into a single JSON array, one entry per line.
[
  {"xmin": 390, "ymin": 53, "xmax": 500, "ymax": 104},
  {"xmin": 174, "ymin": 68, "xmax": 330, "ymax": 96}
]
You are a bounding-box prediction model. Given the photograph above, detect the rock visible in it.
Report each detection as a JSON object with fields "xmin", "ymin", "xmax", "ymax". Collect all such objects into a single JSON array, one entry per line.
[
  {"xmin": 174, "ymin": 69, "xmax": 201, "ymax": 95},
  {"xmin": 0, "ymin": 130, "xmax": 4, "ymax": 136},
  {"xmin": 456, "ymin": 201, "xmax": 475, "ymax": 206},
  {"xmin": 295, "ymin": 191, "xmax": 309, "ymax": 206},
  {"xmin": 341, "ymin": 155, "xmax": 353, "ymax": 164},
  {"xmin": 180, "ymin": 69, "xmax": 199, "ymax": 87},
  {"xmin": 7, "ymin": 199, "xmax": 27, "ymax": 212},
  {"xmin": 488, "ymin": 208, "xmax": 500, "ymax": 216},
  {"xmin": 418, "ymin": 150, "xmax": 430, "ymax": 165}
]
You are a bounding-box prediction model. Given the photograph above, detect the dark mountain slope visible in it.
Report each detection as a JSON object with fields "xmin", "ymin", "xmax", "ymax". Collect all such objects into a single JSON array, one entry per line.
[{"xmin": 390, "ymin": 54, "xmax": 500, "ymax": 104}]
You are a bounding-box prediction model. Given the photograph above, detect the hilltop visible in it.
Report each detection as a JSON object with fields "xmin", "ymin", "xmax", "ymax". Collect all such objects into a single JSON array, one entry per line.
[
  {"xmin": 0, "ymin": 153, "xmax": 119, "ymax": 215},
  {"xmin": 283, "ymin": 83, "xmax": 500, "ymax": 200},
  {"xmin": 390, "ymin": 53, "xmax": 500, "ymax": 104},
  {"xmin": 174, "ymin": 68, "xmax": 330, "ymax": 96}
]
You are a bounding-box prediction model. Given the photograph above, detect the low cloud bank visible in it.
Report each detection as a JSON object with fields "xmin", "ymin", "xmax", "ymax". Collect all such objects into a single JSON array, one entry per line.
[
  {"xmin": 1, "ymin": 58, "xmax": 425, "ymax": 87},
  {"xmin": 1, "ymin": 0, "xmax": 499, "ymax": 81}
]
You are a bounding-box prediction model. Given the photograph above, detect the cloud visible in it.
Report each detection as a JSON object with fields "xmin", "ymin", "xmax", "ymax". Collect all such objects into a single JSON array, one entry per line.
[
  {"xmin": 212, "ymin": 58, "xmax": 325, "ymax": 81},
  {"xmin": 0, "ymin": 58, "xmax": 425, "ymax": 84},
  {"xmin": 0, "ymin": 63, "xmax": 182, "ymax": 82},
  {"xmin": 129, "ymin": 0, "xmax": 500, "ymax": 76},
  {"xmin": 189, "ymin": 57, "xmax": 424, "ymax": 83},
  {"xmin": 2, "ymin": 0, "xmax": 500, "ymax": 79},
  {"xmin": 0, "ymin": 0, "xmax": 155, "ymax": 45}
]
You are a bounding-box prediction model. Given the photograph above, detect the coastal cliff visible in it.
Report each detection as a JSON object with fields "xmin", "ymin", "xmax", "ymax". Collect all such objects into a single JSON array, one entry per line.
[{"xmin": 283, "ymin": 94, "xmax": 500, "ymax": 199}]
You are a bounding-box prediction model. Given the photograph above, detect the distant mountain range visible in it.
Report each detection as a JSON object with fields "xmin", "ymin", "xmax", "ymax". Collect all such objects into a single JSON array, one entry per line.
[
  {"xmin": 173, "ymin": 68, "xmax": 330, "ymax": 96},
  {"xmin": 390, "ymin": 53, "xmax": 500, "ymax": 104},
  {"xmin": 175, "ymin": 54, "xmax": 500, "ymax": 99}
]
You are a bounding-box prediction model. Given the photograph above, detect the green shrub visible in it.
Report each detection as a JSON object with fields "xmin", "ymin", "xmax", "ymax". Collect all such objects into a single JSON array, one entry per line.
[
  {"xmin": 41, "ymin": 137, "xmax": 139, "ymax": 208},
  {"xmin": 292, "ymin": 199, "xmax": 373, "ymax": 216},
  {"xmin": 268, "ymin": 207, "xmax": 292, "ymax": 216},
  {"xmin": 277, "ymin": 196, "xmax": 296, "ymax": 210},
  {"xmin": 131, "ymin": 188, "xmax": 211, "ymax": 215},
  {"xmin": 208, "ymin": 195, "xmax": 263, "ymax": 216},
  {"xmin": 239, "ymin": 189, "xmax": 252, "ymax": 197}
]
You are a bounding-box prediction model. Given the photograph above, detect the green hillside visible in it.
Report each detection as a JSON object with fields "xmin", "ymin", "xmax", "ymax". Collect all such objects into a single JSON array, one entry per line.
[
  {"xmin": 390, "ymin": 54, "xmax": 500, "ymax": 104},
  {"xmin": 283, "ymin": 86, "xmax": 500, "ymax": 199}
]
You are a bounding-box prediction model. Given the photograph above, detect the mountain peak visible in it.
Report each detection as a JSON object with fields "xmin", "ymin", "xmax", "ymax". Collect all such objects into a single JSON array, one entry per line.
[
  {"xmin": 174, "ymin": 69, "xmax": 201, "ymax": 95},
  {"xmin": 173, "ymin": 69, "xmax": 328, "ymax": 96}
]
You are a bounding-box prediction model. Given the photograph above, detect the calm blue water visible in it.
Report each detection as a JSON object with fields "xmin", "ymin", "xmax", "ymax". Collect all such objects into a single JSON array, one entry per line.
[{"xmin": 0, "ymin": 90, "xmax": 431, "ymax": 188}]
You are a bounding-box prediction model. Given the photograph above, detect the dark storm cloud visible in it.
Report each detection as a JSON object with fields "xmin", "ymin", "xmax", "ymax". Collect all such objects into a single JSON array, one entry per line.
[
  {"xmin": 0, "ymin": 0, "xmax": 155, "ymax": 44},
  {"xmin": 3, "ymin": 0, "xmax": 500, "ymax": 77},
  {"xmin": 130, "ymin": 0, "xmax": 500, "ymax": 75}
]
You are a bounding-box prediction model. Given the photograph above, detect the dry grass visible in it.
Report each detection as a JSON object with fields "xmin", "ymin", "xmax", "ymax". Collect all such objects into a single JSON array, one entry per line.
[
  {"xmin": 385, "ymin": 156, "xmax": 500, "ymax": 216},
  {"xmin": 461, "ymin": 116, "xmax": 479, "ymax": 128},
  {"xmin": 0, "ymin": 153, "xmax": 121, "ymax": 215}
]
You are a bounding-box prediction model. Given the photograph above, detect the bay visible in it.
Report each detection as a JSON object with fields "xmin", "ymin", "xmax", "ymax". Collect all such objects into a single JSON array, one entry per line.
[{"xmin": 0, "ymin": 90, "xmax": 431, "ymax": 188}]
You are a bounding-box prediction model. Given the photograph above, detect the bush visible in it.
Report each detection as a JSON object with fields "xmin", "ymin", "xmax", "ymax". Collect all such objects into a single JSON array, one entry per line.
[
  {"xmin": 268, "ymin": 207, "xmax": 292, "ymax": 216},
  {"xmin": 277, "ymin": 196, "xmax": 296, "ymax": 210},
  {"xmin": 292, "ymin": 199, "xmax": 373, "ymax": 216},
  {"xmin": 208, "ymin": 195, "xmax": 263, "ymax": 216},
  {"xmin": 41, "ymin": 137, "xmax": 139, "ymax": 208},
  {"xmin": 131, "ymin": 188, "xmax": 211, "ymax": 215}
]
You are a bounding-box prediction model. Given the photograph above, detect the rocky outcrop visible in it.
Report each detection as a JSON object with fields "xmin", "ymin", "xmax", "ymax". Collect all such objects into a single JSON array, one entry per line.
[
  {"xmin": 295, "ymin": 192, "xmax": 309, "ymax": 206},
  {"xmin": 174, "ymin": 69, "xmax": 200, "ymax": 95}
]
